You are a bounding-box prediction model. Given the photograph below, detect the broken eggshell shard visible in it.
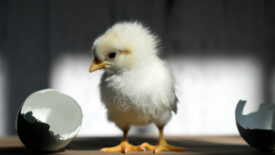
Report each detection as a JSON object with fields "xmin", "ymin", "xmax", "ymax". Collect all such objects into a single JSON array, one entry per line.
[
  {"xmin": 235, "ymin": 100, "xmax": 275, "ymax": 151},
  {"xmin": 16, "ymin": 89, "xmax": 83, "ymax": 152}
]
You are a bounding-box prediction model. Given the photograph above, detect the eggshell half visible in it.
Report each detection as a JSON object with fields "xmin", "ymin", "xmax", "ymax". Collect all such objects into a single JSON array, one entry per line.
[
  {"xmin": 16, "ymin": 89, "xmax": 83, "ymax": 152},
  {"xmin": 235, "ymin": 100, "xmax": 275, "ymax": 151}
]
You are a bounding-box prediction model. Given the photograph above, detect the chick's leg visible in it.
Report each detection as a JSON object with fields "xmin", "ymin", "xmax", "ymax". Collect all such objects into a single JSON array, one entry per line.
[
  {"xmin": 101, "ymin": 127, "xmax": 140, "ymax": 153},
  {"xmin": 141, "ymin": 126, "xmax": 184, "ymax": 153}
]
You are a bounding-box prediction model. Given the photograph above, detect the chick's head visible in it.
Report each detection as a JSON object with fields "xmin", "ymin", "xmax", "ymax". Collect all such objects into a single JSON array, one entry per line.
[{"xmin": 89, "ymin": 21, "xmax": 159, "ymax": 73}]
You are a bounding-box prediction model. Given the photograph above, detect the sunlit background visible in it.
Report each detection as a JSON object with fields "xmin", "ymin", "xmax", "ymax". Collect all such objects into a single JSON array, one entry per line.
[{"xmin": 0, "ymin": 0, "xmax": 274, "ymax": 137}]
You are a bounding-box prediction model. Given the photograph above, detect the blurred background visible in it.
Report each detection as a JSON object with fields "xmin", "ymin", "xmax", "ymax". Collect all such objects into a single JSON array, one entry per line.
[{"xmin": 0, "ymin": 0, "xmax": 274, "ymax": 137}]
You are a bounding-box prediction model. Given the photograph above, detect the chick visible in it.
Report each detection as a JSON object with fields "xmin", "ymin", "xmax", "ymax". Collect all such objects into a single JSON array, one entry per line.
[{"xmin": 89, "ymin": 21, "xmax": 184, "ymax": 153}]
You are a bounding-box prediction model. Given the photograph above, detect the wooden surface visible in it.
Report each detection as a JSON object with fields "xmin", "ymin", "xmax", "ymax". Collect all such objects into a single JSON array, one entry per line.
[{"xmin": 0, "ymin": 136, "xmax": 273, "ymax": 154}]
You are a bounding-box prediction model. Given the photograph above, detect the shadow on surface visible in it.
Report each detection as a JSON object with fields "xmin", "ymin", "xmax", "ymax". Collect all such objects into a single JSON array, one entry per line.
[
  {"xmin": 0, "ymin": 147, "xmax": 65, "ymax": 155},
  {"xmin": 66, "ymin": 136, "xmax": 273, "ymax": 154}
]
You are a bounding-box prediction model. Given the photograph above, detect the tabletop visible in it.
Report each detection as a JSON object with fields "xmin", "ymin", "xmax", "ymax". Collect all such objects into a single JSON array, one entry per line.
[{"xmin": 0, "ymin": 136, "xmax": 273, "ymax": 154}]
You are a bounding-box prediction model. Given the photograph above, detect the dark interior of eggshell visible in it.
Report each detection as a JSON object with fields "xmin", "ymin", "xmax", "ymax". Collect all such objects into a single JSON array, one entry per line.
[
  {"xmin": 17, "ymin": 111, "xmax": 69, "ymax": 152},
  {"xmin": 237, "ymin": 122, "xmax": 275, "ymax": 151}
]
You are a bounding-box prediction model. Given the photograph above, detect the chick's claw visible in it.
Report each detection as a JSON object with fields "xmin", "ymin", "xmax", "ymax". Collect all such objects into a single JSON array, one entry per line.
[
  {"xmin": 140, "ymin": 142, "xmax": 156, "ymax": 151},
  {"xmin": 101, "ymin": 141, "xmax": 141, "ymax": 153}
]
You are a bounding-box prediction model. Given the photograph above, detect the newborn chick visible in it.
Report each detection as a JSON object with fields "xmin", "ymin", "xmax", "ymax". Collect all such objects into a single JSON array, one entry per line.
[{"xmin": 89, "ymin": 21, "xmax": 184, "ymax": 153}]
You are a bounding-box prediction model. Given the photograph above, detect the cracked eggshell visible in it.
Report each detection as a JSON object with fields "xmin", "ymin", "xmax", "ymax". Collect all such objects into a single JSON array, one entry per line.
[
  {"xmin": 235, "ymin": 100, "xmax": 275, "ymax": 151},
  {"xmin": 16, "ymin": 89, "xmax": 83, "ymax": 152}
]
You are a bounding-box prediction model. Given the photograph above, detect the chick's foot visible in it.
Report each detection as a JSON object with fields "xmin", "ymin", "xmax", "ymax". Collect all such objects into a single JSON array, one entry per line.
[
  {"xmin": 101, "ymin": 140, "xmax": 141, "ymax": 153},
  {"xmin": 140, "ymin": 125, "xmax": 185, "ymax": 153},
  {"xmin": 140, "ymin": 142, "xmax": 184, "ymax": 153}
]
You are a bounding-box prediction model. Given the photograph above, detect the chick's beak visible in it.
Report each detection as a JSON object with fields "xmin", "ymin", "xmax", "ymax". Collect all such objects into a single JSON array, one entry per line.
[{"xmin": 89, "ymin": 57, "xmax": 108, "ymax": 72}]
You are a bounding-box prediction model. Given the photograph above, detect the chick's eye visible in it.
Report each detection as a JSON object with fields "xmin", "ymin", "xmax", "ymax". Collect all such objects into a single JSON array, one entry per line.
[{"xmin": 108, "ymin": 52, "xmax": 116, "ymax": 59}]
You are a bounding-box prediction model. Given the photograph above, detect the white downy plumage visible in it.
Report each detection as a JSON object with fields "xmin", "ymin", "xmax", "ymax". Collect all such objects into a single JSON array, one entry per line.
[{"xmin": 93, "ymin": 21, "xmax": 177, "ymax": 129}]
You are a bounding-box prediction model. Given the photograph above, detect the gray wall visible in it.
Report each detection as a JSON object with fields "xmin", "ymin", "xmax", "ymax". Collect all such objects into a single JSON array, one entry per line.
[{"xmin": 0, "ymin": 0, "xmax": 274, "ymax": 135}]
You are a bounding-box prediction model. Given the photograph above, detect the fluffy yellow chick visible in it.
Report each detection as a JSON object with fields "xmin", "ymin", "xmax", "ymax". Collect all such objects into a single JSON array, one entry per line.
[{"xmin": 89, "ymin": 21, "xmax": 184, "ymax": 153}]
